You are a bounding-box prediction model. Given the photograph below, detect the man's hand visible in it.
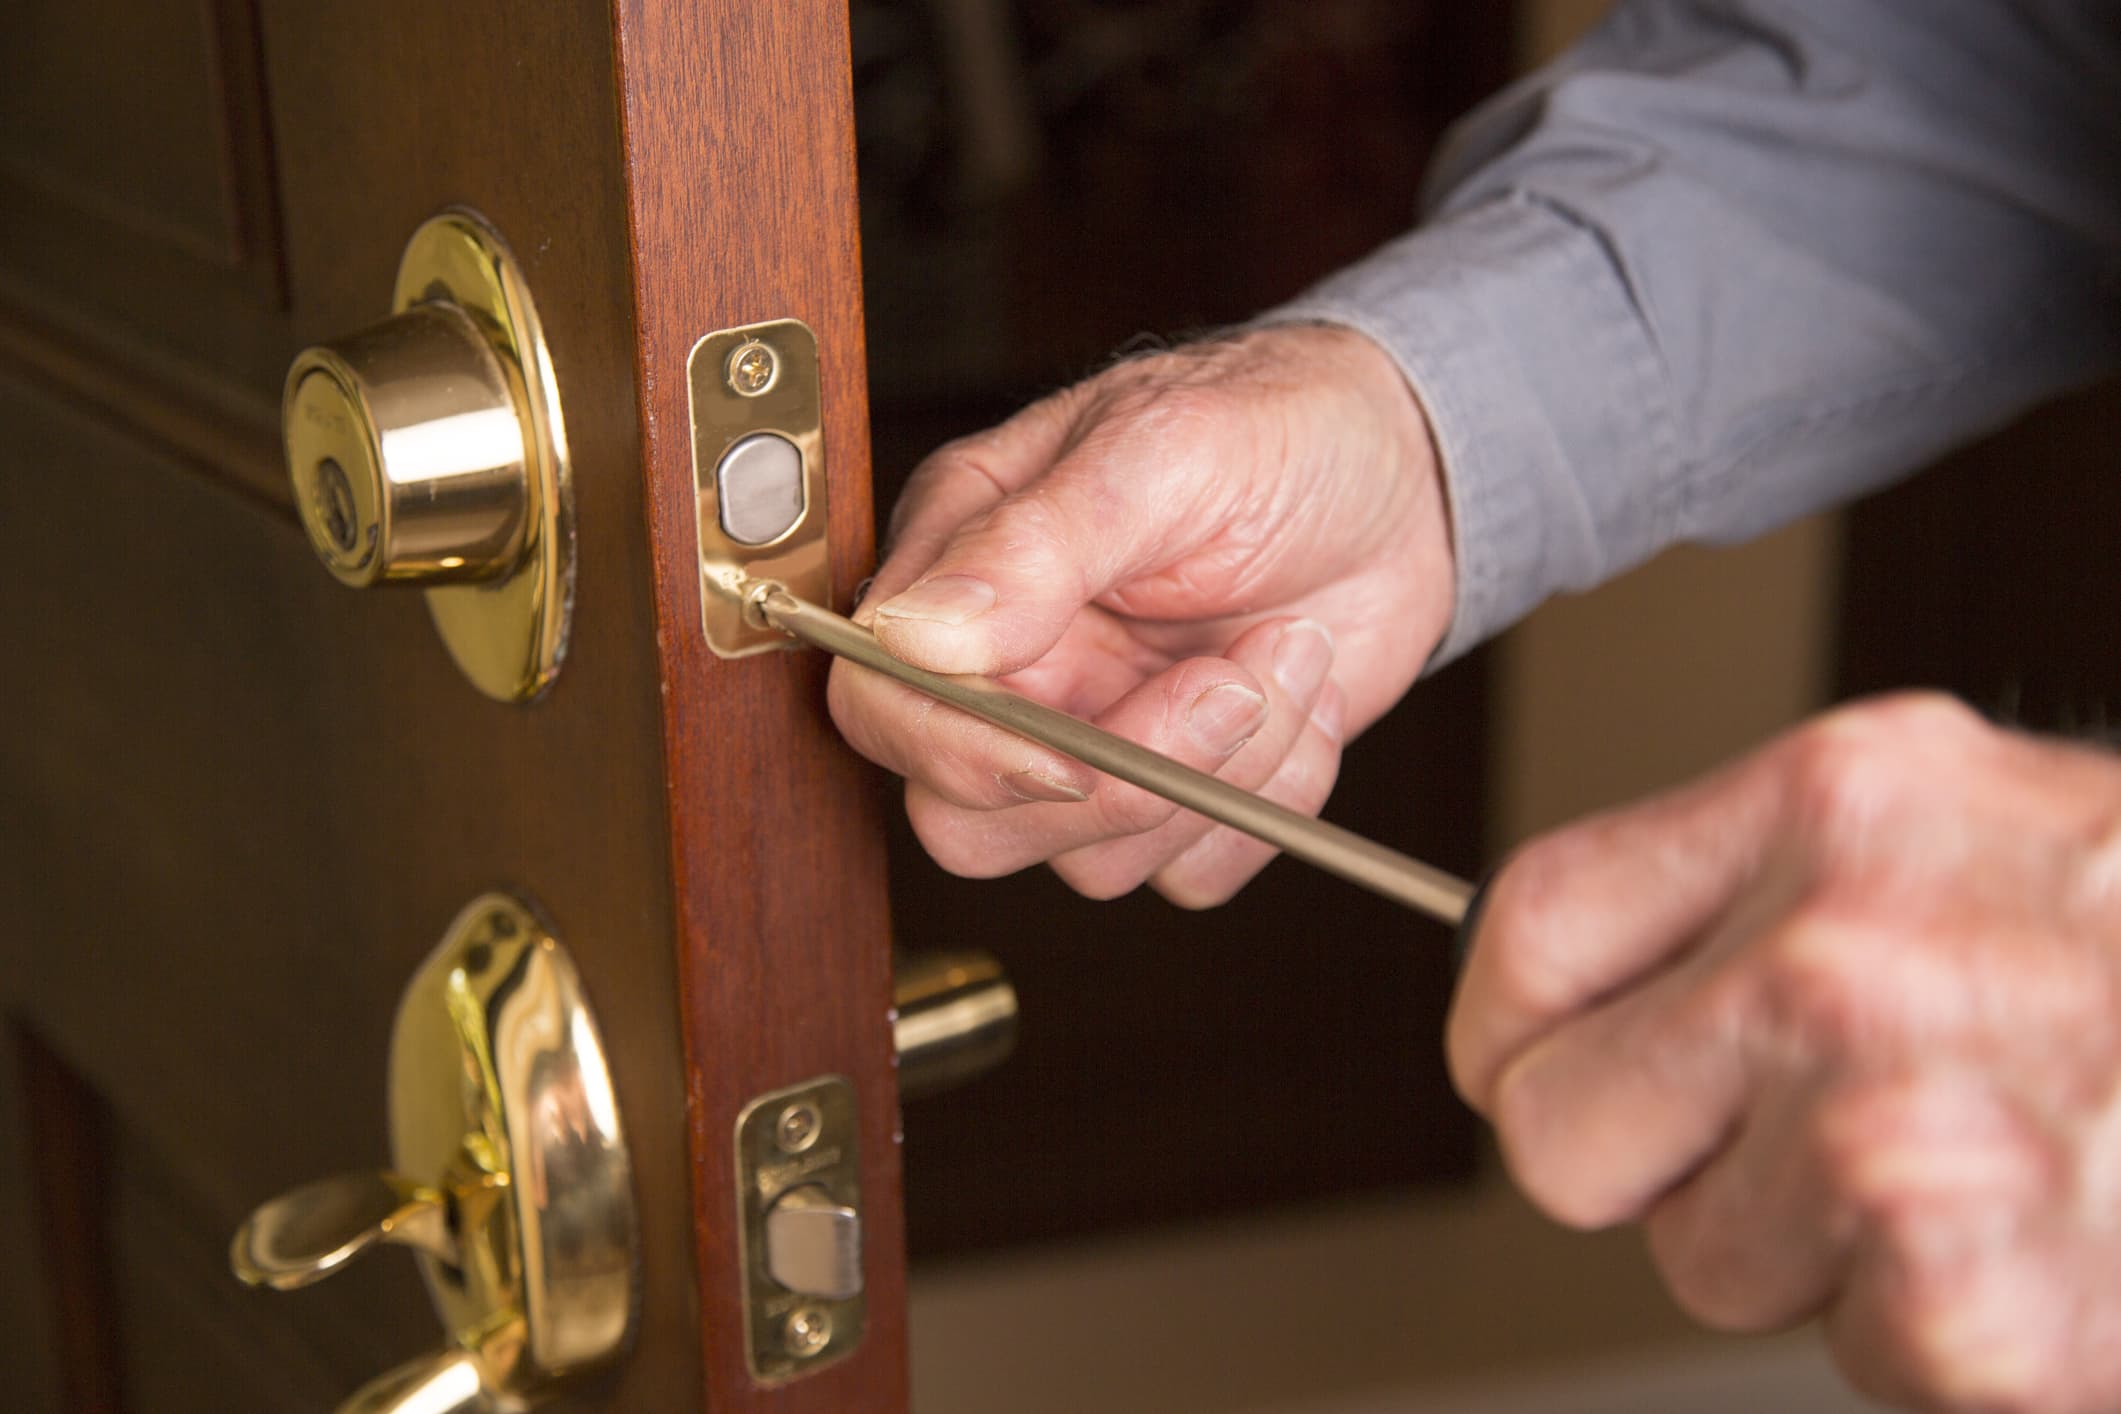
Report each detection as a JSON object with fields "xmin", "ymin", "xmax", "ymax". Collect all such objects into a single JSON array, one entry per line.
[
  {"xmin": 830, "ymin": 325, "xmax": 1452, "ymax": 905},
  {"xmin": 1451, "ymin": 693, "xmax": 2121, "ymax": 1413}
]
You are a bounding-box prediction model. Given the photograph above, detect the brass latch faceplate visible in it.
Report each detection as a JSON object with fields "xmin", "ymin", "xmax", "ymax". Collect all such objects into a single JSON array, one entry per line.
[
  {"xmin": 734, "ymin": 1075, "xmax": 866, "ymax": 1382},
  {"xmin": 688, "ymin": 319, "xmax": 832, "ymax": 658}
]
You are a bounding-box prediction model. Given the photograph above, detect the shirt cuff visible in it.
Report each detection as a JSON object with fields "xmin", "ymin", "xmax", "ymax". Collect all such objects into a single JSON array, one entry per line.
[{"xmin": 1254, "ymin": 194, "xmax": 1680, "ymax": 669}]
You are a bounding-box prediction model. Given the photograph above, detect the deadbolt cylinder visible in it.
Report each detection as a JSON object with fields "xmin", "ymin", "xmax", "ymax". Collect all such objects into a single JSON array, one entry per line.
[{"xmin": 284, "ymin": 302, "xmax": 530, "ymax": 587}]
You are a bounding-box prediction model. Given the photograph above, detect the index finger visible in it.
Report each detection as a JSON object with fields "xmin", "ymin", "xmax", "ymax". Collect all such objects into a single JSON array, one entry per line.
[{"xmin": 1447, "ymin": 745, "xmax": 1784, "ymax": 1113}]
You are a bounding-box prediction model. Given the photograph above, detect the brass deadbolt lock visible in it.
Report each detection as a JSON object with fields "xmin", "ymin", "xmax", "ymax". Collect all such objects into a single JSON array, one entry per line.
[{"xmin": 282, "ymin": 209, "xmax": 575, "ymax": 702}]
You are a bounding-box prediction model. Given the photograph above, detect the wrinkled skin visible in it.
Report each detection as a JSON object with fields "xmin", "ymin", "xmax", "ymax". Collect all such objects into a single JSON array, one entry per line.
[
  {"xmin": 829, "ymin": 325, "xmax": 1451, "ymax": 905},
  {"xmin": 831, "ymin": 322, "xmax": 2121, "ymax": 1412},
  {"xmin": 1453, "ymin": 693, "xmax": 2121, "ymax": 1413}
]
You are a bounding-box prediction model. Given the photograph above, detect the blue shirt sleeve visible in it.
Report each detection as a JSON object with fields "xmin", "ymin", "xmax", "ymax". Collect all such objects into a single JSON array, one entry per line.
[{"xmin": 1263, "ymin": 0, "xmax": 2121, "ymax": 665}]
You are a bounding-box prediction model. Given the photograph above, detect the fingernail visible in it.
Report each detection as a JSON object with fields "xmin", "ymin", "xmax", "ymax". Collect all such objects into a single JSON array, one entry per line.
[
  {"xmin": 1187, "ymin": 683, "xmax": 1269, "ymax": 755},
  {"xmin": 1002, "ymin": 769, "xmax": 1090, "ymax": 804},
  {"xmin": 1272, "ymin": 620, "xmax": 1334, "ymax": 701},
  {"xmin": 874, "ymin": 574, "xmax": 996, "ymax": 626}
]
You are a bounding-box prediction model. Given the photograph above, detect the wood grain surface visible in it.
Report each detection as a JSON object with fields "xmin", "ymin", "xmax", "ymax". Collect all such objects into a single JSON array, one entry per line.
[
  {"xmin": 609, "ymin": 2, "xmax": 910, "ymax": 1410},
  {"xmin": 0, "ymin": 0, "xmax": 864, "ymax": 1408}
]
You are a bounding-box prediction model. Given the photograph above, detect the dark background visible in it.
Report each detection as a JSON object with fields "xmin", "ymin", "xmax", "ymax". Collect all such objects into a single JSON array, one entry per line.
[{"xmin": 849, "ymin": 0, "xmax": 1515, "ymax": 1257}]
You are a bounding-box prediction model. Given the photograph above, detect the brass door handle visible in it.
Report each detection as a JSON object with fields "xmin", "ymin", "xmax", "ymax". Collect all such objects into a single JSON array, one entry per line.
[
  {"xmin": 282, "ymin": 209, "xmax": 574, "ymax": 702},
  {"xmin": 893, "ymin": 950, "xmax": 1018, "ymax": 1101},
  {"xmin": 230, "ymin": 1170, "xmax": 459, "ymax": 1290},
  {"xmin": 334, "ymin": 1349, "xmax": 498, "ymax": 1414},
  {"xmin": 229, "ymin": 895, "xmax": 636, "ymax": 1414}
]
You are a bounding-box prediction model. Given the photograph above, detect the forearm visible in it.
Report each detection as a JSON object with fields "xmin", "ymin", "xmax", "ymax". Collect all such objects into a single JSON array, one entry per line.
[{"xmin": 1268, "ymin": 0, "xmax": 2121, "ymax": 663}]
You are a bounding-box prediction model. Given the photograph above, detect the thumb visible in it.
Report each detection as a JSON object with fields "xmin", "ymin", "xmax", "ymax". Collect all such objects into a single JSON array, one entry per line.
[{"xmin": 869, "ymin": 438, "xmax": 1202, "ymax": 676}]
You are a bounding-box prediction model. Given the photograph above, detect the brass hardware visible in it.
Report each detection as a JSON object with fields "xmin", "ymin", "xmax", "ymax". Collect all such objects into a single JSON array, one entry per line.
[
  {"xmin": 230, "ymin": 1170, "xmax": 455, "ymax": 1289},
  {"xmin": 283, "ymin": 209, "xmax": 575, "ymax": 701},
  {"xmin": 893, "ymin": 951, "xmax": 1019, "ymax": 1101},
  {"xmin": 735, "ymin": 1075, "xmax": 865, "ymax": 1382},
  {"xmin": 335, "ymin": 1350, "xmax": 491, "ymax": 1414},
  {"xmin": 689, "ymin": 319, "xmax": 831, "ymax": 658},
  {"xmin": 752, "ymin": 585, "xmax": 1478, "ymax": 925},
  {"xmin": 782, "ymin": 1305, "xmax": 834, "ymax": 1359},
  {"xmin": 726, "ymin": 339, "xmax": 781, "ymax": 397},
  {"xmin": 231, "ymin": 894, "xmax": 636, "ymax": 1412},
  {"xmin": 775, "ymin": 1100, "xmax": 823, "ymax": 1155}
]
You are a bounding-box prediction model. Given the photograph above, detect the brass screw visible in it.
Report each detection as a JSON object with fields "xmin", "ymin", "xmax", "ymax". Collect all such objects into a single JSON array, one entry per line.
[
  {"xmin": 727, "ymin": 340, "xmax": 779, "ymax": 397},
  {"xmin": 783, "ymin": 1305, "xmax": 834, "ymax": 1358},
  {"xmin": 775, "ymin": 1101, "xmax": 822, "ymax": 1155}
]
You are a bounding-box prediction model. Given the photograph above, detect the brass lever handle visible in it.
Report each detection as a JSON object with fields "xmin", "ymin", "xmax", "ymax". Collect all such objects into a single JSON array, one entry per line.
[
  {"xmin": 748, "ymin": 585, "xmax": 1477, "ymax": 926},
  {"xmin": 230, "ymin": 1170, "xmax": 456, "ymax": 1291},
  {"xmin": 227, "ymin": 895, "xmax": 635, "ymax": 1414}
]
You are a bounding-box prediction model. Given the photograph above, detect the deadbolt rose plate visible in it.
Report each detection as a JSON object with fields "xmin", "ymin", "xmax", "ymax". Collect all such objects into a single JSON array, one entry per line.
[{"xmin": 282, "ymin": 209, "xmax": 575, "ymax": 701}]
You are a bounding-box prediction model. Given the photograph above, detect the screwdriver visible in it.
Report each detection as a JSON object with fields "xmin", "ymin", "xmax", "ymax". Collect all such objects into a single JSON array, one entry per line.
[{"xmin": 743, "ymin": 581, "xmax": 1481, "ymax": 931}]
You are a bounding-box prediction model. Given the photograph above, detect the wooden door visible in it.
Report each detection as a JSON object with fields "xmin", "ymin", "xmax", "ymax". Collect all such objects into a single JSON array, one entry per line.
[{"xmin": 0, "ymin": 2, "xmax": 906, "ymax": 1411}]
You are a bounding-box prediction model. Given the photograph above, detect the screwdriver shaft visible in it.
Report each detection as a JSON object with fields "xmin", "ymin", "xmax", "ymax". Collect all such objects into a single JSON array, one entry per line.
[{"xmin": 752, "ymin": 585, "xmax": 1475, "ymax": 927}]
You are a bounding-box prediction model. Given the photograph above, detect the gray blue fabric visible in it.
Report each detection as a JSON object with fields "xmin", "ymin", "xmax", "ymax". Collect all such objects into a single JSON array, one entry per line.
[{"xmin": 1263, "ymin": 0, "xmax": 2121, "ymax": 666}]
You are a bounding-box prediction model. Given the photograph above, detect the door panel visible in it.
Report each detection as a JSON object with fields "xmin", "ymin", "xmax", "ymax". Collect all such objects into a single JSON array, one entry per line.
[
  {"xmin": 0, "ymin": 367, "xmax": 699, "ymax": 1408},
  {"xmin": 0, "ymin": 0, "xmax": 288, "ymax": 395},
  {"xmin": 2, "ymin": 1, "xmax": 903, "ymax": 1409}
]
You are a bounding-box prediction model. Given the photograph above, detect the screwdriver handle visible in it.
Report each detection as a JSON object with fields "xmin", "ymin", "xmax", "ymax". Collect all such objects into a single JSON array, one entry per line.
[{"xmin": 751, "ymin": 584, "xmax": 1478, "ymax": 929}]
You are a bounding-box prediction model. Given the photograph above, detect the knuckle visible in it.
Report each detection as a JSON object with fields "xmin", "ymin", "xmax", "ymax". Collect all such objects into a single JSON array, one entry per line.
[
  {"xmin": 970, "ymin": 493, "xmax": 1088, "ymax": 588},
  {"xmin": 1778, "ymin": 692, "xmax": 1980, "ymax": 840},
  {"xmin": 1859, "ymin": 688, "xmax": 1984, "ymax": 736},
  {"xmin": 1153, "ymin": 843, "xmax": 1267, "ymax": 911},
  {"xmin": 1155, "ymin": 876, "xmax": 1242, "ymax": 911},
  {"xmin": 1645, "ymin": 1209, "xmax": 1756, "ymax": 1332},
  {"xmin": 1050, "ymin": 851, "xmax": 1146, "ymax": 902},
  {"xmin": 1095, "ymin": 775, "xmax": 1182, "ymax": 836},
  {"xmin": 1474, "ymin": 835, "xmax": 1595, "ymax": 1012},
  {"xmin": 1779, "ymin": 720, "xmax": 1893, "ymax": 846},
  {"xmin": 1489, "ymin": 1079, "xmax": 1634, "ymax": 1231},
  {"xmin": 825, "ymin": 663, "xmax": 903, "ymax": 770},
  {"xmin": 904, "ymin": 793, "xmax": 1015, "ymax": 880},
  {"xmin": 907, "ymin": 432, "xmax": 1011, "ymax": 503},
  {"xmin": 1748, "ymin": 918, "xmax": 1880, "ymax": 1056}
]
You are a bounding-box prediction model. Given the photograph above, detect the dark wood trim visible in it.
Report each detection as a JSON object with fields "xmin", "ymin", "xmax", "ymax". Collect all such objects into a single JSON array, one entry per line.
[
  {"xmin": 202, "ymin": 0, "xmax": 293, "ymax": 309},
  {"xmin": 609, "ymin": 3, "xmax": 908, "ymax": 1410},
  {"xmin": 15, "ymin": 1024, "xmax": 126, "ymax": 1414}
]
